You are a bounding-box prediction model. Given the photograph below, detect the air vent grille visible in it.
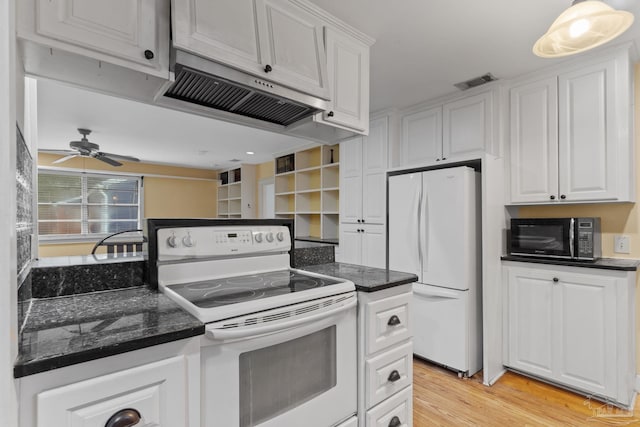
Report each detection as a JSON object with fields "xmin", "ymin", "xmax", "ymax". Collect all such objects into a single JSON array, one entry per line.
[
  {"xmin": 164, "ymin": 66, "xmax": 318, "ymax": 126},
  {"xmin": 454, "ymin": 73, "xmax": 498, "ymax": 91}
]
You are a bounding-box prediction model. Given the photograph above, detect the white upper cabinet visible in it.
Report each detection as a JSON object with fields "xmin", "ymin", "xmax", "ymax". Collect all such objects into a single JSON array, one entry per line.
[
  {"xmin": 340, "ymin": 117, "xmax": 389, "ymax": 225},
  {"xmin": 321, "ymin": 27, "xmax": 370, "ymax": 133},
  {"xmin": 18, "ymin": 0, "xmax": 169, "ymax": 77},
  {"xmin": 172, "ymin": 0, "xmax": 262, "ymax": 71},
  {"xmin": 172, "ymin": 0, "xmax": 330, "ymax": 100},
  {"xmin": 509, "ymin": 77, "xmax": 559, "ymax": 203},
  {"xmin": 509, "ymin": 48, "xmax": 634, "ymax": 204},
  {"xmin": 401, "ymin": 106, "xmax": 442, "ymax": 165},
  {"xmin": 340, "ymin": 135, "xmax": 364, "ymax": 224},
  {"xmin": 558, "ymin": 60, "xmax": 618, "ymax": 201},
  {"xmin": 443, "ymin": 91, "xmax": 493, "ymax": 159},
  {"xmin": 400, "ymin": 89, "xmax": 494, "ymax": 167}
]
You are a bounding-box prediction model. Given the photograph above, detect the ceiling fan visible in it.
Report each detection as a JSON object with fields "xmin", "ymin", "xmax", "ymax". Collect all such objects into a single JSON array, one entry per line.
[{"xmin": 40, "ymin": 128, "xmax": 140, "ymax": 167}]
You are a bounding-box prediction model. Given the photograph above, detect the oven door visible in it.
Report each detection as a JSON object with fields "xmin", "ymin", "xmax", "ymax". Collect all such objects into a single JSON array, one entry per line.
[
  {"xmin": 510, "ymin": 218, "xmax": 574, "ymax": 258},
  {"xmin": 200, "ymin": 293, "xmax": 357, "ymax": 427}
]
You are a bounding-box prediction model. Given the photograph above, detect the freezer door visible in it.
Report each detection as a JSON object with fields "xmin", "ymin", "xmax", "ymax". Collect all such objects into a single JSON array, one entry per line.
[
  {"xmin": 412, "ymin": 283, "xmax": 469, "ymax": 372},
  {"xmin": 388, "ymin": 173, "xmax": 422, "ymax": 281},
  {"xmin": 422, "ymin": 167, "xmax": 478, "ymax": 291}
]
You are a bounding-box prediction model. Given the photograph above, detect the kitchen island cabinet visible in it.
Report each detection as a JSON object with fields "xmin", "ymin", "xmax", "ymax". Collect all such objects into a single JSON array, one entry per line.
[
  {"xmin": 299, "ymin": 262, "xmax": 416, "ymax": 427},
  {"xmin": 502, "ymin": 260, "xmax": 637, "ymax": 408}
]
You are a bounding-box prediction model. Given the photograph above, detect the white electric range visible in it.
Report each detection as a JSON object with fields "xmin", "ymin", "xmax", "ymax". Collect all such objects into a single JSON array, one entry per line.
[{"xmin": 147, "ymin": 219, "xmax": 357, "ymax": 427}]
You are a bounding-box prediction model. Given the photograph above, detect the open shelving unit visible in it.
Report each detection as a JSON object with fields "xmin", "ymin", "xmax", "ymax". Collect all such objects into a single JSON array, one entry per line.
[
  {"xmin": 217, "ymin": 164, "xmax": 256, "ymax": 218},
  {"xmin": 274, "ymin": 145, "xmax": 339, "ymax": 241}
]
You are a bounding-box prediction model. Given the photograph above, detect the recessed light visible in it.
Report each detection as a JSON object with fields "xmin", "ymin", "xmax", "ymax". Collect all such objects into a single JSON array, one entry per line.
[{"xmin": 246, "ymin": 151, "xmax": 254, "ymax": 155}]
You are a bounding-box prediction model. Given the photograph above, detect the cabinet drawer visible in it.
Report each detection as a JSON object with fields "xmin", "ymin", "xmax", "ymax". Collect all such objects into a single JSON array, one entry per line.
[
  {"xmin": 37, "ymin": 356, "xmax": 186, "ymax": 427},
  {"xmin": 365, "ymin": 342, "xmax": 413, "ymax": 408},
  {"xmin": 366, "ymin": 292, "xmax": 412, "ymax": 354},
  {"xmin": 365, "ymin": 386, "xmax": 412, "ymax": 427}
]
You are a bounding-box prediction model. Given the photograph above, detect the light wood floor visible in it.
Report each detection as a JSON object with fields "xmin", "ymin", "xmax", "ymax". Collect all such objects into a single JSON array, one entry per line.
[{"xmin": 413, "ymin": 357, "xmax": 640, "ymax": 426}]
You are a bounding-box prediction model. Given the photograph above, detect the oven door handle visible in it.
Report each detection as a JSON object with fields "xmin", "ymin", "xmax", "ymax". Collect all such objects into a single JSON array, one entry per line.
[{"xmin": 205, "ymin": 297, "xmax": 357, "ymax": 341}]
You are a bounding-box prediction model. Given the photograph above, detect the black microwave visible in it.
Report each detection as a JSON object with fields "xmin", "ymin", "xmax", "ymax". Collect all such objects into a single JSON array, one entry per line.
[{"xmin": 509, "ymin": 217, "xmax": 601, "ymax": 261}]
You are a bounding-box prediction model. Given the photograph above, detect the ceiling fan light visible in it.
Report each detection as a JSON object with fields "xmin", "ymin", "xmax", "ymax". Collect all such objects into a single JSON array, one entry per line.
[{"xmin": 533, "ymin": 0, "xmax": 634, "ymax": 58}]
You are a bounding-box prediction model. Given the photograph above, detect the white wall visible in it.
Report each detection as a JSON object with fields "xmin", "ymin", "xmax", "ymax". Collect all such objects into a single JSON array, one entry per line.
[{"xmin": 0, "ymin": 0, "xmax": 20, "ymax": 425}]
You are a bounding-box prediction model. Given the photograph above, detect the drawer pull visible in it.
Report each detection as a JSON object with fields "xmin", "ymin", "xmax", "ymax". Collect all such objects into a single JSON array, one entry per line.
[
  {"xmin": 387, "ymin": 315, "xmax": 401, "ymax": 326},
  {"xmin": 388, "ymin": 416, "xmax": 402, "ymax": 427},
  {"xmin": 388, "ymin": 370, "xmax": 401, "ymax": 382},
  {"xmin": 105, "ymin": 408, "xmax": 141, "ymax": 427}
]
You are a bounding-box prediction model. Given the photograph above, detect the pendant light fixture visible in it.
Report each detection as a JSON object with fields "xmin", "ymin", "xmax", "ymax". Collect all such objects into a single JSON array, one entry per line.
[{"xmin": 533, "ymin": 0, "xmax": 634, "ymax": 58}]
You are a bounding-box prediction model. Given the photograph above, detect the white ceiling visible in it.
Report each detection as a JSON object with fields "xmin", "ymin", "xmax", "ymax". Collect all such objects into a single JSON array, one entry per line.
[{"xmin": 36, "ymin": 0, "xmax": 640, "ymax": 170}]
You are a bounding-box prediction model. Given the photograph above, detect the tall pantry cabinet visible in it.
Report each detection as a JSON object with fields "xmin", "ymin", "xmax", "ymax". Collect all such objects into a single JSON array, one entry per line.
[{"xmin": 339, "ymin": 116, "xmax": 389, "ymax": 267}]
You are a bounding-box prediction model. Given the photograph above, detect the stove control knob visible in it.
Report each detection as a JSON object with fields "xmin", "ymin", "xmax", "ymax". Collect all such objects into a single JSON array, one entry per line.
[
  {"xmin": 182, "ymin": 233, "xmax": 195, "ymax": 247},
  {"xmin": 276, "ymin": 231, "xmax": 284, "ymax": 242},
  {"xmin": 166, "ymin": 235, "xmax": 178, "ymax": 248},
  {"xmin": 254, "ymin": 232, "xmax": 263, "ymax": 243},
  {"xmin": 266, "ymin": 232, "xmax": 274, "ymax": 242}
]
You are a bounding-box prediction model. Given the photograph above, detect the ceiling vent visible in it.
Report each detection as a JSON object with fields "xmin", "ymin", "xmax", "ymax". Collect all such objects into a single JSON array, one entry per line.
[{"xmin": 454, "ymin": 73, "xmax": 497, "ymax": 91}]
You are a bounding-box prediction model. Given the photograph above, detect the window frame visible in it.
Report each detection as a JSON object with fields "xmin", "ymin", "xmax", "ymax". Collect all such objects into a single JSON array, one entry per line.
[{"xmin": 37, "ymin": 168, "xmax": 144, "ymax": 244}]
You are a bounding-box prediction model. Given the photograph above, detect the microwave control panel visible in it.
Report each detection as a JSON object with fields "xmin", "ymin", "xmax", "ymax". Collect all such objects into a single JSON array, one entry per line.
[{"xmin": 577, "ymin": 220, "xmax": 594, "ymax": 255}]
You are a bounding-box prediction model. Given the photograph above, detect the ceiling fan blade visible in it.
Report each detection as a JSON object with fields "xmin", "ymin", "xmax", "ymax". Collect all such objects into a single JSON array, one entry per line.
[
  {"xmin": 98, "ymin": 152, "xmax": 140, "ymax": 162},
  {"xmin": 39, "ymin": 149, "xmax": 76, "ymax": 156},
  {"xmin": 93, "ymin": 153, "xmax": 123, "ymax": 167},
  {"xmin": 52, "ymin": 154, "xmax": 79, "ymax": 164}
]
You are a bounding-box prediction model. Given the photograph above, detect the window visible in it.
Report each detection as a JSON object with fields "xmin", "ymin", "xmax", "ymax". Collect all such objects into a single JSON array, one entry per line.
[{"xmin": 38, "ymin": 170, "xmax": 142, "ymax": 241}]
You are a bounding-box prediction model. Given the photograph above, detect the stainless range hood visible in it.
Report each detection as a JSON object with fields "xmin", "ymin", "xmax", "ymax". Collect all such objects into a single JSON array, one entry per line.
[{"xmin": 161, "ymin": 49, "xmax": 328, "ymax": 128}]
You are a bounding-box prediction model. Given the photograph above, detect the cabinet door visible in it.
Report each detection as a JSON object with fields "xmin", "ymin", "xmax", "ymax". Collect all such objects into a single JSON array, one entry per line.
[
  {"xmin": 506, "ymin": 267, "xmax": 554, "ymax": 379},
  {"xmin": 443, "ymin": 91, "xmax": 492, "ymax": 159},
  {"xmin": 340, "ymin": 136, "xmax": 363, "ymax": 223},
  {"xmin": 255, "ymin": 0, "xmax": 330, "ymax": 99},
  {"xmin": 361, "ymin": 224, "xmax": 386, "ymax": 268},
  {"xmin": 400, "ymin": 106, "xmax": 442, "ymax": 166},
  {"xmin": 322, "ymin": 27, "xmax": 369, "ymax": 132},
  {"xmin": 554, "ymin": 272, "xmax": 617, "ymax": 398},
  {"xmin": 339, "ymin": 223, "xmax": 363, "ymax": 265},
  {"xmin": 37, "ymin": 356, "xmax": 187, "ymax": 427},
  {"xmin": 558, "ymin": 60, "xmax": 618, "ymax": 201},
  {"xmin": 362, "ymin": 117, "xmax": 388, "ymax": 225},
  {"xmin": 36, "ymin": 0, "xmax": 166, "ymax": 73},
  {"xmin": 172, "ymin": 0, "xmax": 264, "ymax": 75},
  {"xmin": 509, "ymin": 78, "xmax": 559, "ymax": 203}
]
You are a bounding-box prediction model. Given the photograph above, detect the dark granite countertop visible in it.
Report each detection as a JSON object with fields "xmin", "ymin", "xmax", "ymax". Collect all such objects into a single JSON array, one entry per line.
[
  {"xmin": 501, "ymin": 255, "xmax": 640, "ymax": 271},
  {"xmin": 15, "ymin": 287, "xmax": 204, "ymax": 378},
  {"xmin": 300, "ymin": 262, "xmax": 417, "ymax": 292}
]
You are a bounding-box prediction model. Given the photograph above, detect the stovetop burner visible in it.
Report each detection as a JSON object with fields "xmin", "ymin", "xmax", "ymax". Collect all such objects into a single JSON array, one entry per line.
[{"xmin": 166, "ymin": 270, "xmax": 342, "ymax": 309}]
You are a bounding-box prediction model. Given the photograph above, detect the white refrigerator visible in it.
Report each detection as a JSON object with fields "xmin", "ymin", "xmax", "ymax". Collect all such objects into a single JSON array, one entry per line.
[{"xmin": 388, "ymin": 166, "xmax": 482, "ymax": 376}]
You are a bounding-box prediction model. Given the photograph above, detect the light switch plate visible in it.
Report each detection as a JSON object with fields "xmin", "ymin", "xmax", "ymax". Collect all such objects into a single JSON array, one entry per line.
[{"xmin": 614, "ymin": 235, "xmax": 630, "ymax": 254}]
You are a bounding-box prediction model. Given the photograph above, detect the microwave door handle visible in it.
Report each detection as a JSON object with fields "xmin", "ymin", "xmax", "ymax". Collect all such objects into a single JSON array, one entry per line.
[
  {"xmin": 205, "ymin": 296, "xmax": 357, "ymax": 341},
  {"xmin": 569, "ymin": 218, "xmax": 575, "ymax": 258}
]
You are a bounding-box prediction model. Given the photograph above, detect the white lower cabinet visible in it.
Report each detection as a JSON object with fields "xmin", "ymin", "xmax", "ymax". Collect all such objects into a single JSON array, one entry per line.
[
  {"xmin": 18, "ymin": 339, "xmax": 200, "ymax": 427},
  {"xmin": 358, "ymin": 285, "xmax": 413, "ymax": 427},
  {"xmin": 339, "ymin": 223, "xmax": 386, "ymax": 268},
  {"xmin": 503, "ymin": 262, "xmax": 636, "ymax": 407}
]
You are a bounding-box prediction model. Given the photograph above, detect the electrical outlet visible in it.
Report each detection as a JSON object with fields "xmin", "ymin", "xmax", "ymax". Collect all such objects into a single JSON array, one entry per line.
[{"xmin": 614, "ymin": 235, "xmax": 630, "ymax": 254}]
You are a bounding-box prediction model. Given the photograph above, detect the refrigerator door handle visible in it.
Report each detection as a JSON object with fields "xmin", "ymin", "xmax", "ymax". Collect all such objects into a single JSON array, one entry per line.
[
  {"xmin": 417, "ymin": 186, "xmax": 423, "ymax": 268},
  {"xmin": 413, "ymin": 285, "xmax": 462, "ymax": 300}
]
